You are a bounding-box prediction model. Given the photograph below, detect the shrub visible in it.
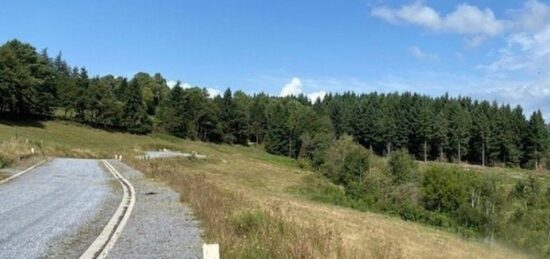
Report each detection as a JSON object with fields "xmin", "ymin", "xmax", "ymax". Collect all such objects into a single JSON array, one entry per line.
[
  {"xmin": 296, "ymin": 174, "xmax": 350, "ymax": 206},
  {"xmin": 387, "ymin": 150, "xmax": 420, "ymax": 184},
  {"xmin": 321, "ymin": 135, "xmax": 370, "ymax": 188}
]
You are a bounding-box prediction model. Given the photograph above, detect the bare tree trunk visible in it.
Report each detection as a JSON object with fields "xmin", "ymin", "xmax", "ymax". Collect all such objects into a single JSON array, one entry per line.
[
  {"xmin": 423, "ymin": 140, "xmax": 428, "ymax": 162},
  {"xmin": 386, "ymin": 142, "xmax": 392, "ymax": 156},
  {"xmin": 482, "ymin": 141, "xmax": 486, "ymax": 167},
  {"xmin": 369, "ymin": 143, "xmax": 373, "ymax": 173},
  {"xmin": 535, "ymin": 148, "xmax": 539, "ymax": 171},
  {"xmin": 457, "ymin": 141, "xmax": 461, "ymax": 164},
  {"xmin": 439, "ymin": 146, "xmax": 444, "ymax": 162},
  {"xmin": 288, "ymin": 138, "xmax": 292, "ymax": 158}
]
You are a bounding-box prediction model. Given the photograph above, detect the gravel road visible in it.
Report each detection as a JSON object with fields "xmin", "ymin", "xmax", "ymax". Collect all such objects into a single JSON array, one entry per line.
[
  {"xmin": 143, "ymin": 150, "xmax": 206, "ymax": 159},
  {"xmin": 0, "ymin": 158, "xmax": 203, "ymax": 259},
  {"xmin": 0, "ymin": 158, "xmax": 119, "ymax": 259},
  {"xmin": 145, "ymin": 150, "xmax": 189, "ymax": 158},
  {"xmin": 106, "ymin": 160, "xmax": 203, "ymax": 259}
]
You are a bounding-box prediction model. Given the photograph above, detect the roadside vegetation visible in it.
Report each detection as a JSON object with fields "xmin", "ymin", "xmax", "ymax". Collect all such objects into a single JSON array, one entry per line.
[
  {"xmin": 296, "ymin": 136, "xmax": 550, "ymax": 256},
  {"xmin": 0, "ymin": 120, "xmax": 529, "ymax": 258}
]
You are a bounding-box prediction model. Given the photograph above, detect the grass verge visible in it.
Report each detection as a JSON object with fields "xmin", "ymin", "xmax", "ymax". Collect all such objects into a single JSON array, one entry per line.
[
  {"xmin": 129, "ymin": 158, "xmax": 354, "ymax": 258},
  {"xmin": 0, "ymin": 120, "xmax": 530, "ymax": 258}
]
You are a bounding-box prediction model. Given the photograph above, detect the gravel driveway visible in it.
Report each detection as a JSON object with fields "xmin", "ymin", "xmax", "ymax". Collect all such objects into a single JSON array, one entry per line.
[{"xmin": 0, "ymin": 158, "xmax": 203, "ymax": 259}]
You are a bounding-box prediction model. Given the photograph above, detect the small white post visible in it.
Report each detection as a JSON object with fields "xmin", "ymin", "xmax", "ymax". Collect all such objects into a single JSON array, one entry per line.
[
  {"xmin": 31, "ymin": 148, "xmax": 35, "ymax": 155},
  {"xmin": 203, "ymin": 243, "xmax": 220, "ymax": 259}
]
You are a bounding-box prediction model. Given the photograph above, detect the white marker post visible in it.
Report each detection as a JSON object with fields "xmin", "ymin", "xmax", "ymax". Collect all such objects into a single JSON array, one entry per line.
[{"xmin": 203, "ymin": 243, "xmax": 220, "ymax": 259}]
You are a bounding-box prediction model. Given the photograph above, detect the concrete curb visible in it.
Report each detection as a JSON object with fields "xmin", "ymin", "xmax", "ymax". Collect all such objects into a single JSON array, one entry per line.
[
  {"xmin": 80, "ymin": 160, "xmax": 136, "ymax": 259},
  {"xmin": 0, "ymin": 159, "xmax": 47, "ymax": 185}
]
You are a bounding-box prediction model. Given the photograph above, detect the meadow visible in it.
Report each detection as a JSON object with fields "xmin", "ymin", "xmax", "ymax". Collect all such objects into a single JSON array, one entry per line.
[{"xmin": 0, "ymin": 119, "xmax": 532, "ymax": 258}]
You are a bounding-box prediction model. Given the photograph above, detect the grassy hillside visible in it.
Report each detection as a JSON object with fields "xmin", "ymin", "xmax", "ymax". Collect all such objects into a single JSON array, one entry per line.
[{"xmin": 0, "ymin": 119, "xmax": 531, "ymax": 258}]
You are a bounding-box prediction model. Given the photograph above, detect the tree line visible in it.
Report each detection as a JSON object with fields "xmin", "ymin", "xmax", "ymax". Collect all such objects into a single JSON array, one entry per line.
[{"xmin": 1, "ymin": 39, "xmax": 549, "ymax": 169}]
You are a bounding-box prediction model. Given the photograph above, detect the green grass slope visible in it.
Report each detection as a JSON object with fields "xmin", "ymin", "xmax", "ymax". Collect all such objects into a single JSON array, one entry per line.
[{"xmin": 0, "ymin": 119, "xmax": 531, "ymax": 258}]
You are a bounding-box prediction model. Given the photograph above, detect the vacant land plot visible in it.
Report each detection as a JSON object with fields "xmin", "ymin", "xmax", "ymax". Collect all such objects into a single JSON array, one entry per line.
[{"xmin": 0, "ymin": 120, "xmax": 531, "ymax": 258}]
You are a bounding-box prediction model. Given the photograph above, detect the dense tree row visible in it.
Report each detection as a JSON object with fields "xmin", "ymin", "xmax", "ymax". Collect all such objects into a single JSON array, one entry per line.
[
  {"xmin": 1, "ymin": 39, "xmax": 549, "ymax": 169},
  {"xmin": 317, "ymin": 92, "xmax": 550, "ymax": 169}
]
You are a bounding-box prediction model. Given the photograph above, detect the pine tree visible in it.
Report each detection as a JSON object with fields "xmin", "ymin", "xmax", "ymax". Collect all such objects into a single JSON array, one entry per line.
[
  {"xmin": 448, "ymin": 102, "xmax": 471, "ymax": 163},
  {"xmin": 471, "ymin": 102, "xmax": 491, "ymax": 166},
  {"xmin": 121, "ymin": 78, "xmax": 152, "ymax": 134},
  {"xmin": 378, "ymin": 96, "xmax": 397, "ymax": 155},
  {"xmin": 432, "ymin": 109, "xmax": 449, "ymax": 161},
  {"xmin": 157, "ymin": 82, "xmax": 186, "ymax": 137},
  {"xmin": 74, "ymin": 67, "xmax": 89, "ymax": 121},
  {"xmin": 417, "ymin": 99, "xmax": 434, "ymax": 162},
  {"xmin": 249, "ymin": 93, "xmax": 269, "ymax": 143},
  {"xmin": 526, "ymin": 110, "xmax": 549, "ymax": 170},
  {"xmin": 218, "ymin": 89, "xmax": 248, "ymax": 145},
  {"xmin": 265, "ymin": 101, "xmax": 291, "ymax": 156}
]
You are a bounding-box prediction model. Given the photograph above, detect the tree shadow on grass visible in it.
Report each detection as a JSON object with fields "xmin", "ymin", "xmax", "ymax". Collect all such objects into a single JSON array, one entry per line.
[{"xmin": 0, "ymin": 116, "xmax": 45, "ymax": 128}]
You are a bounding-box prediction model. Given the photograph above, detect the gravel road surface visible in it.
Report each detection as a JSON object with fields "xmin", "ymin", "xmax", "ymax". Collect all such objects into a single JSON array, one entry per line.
[
  {"xmin": 0, "ymin": 158, "xmax": 119, "ymax": 259},
  {"xmin": 143, "ymin": 150, "xmax": 206, "ymax": 159},
  {"xmin": 145, "ymin": 150, "xmax": 189, "ymax": 158},
  {"xmin": 0, "ymin": 158, "xmax": 202, "ymax": 259},
  {"xmin": 106, "ymin": 160, "xmax": 203, "ymax": 259}
]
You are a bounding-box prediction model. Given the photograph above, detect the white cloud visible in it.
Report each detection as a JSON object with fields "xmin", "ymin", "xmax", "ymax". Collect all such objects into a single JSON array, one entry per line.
[
  {"xmin": 307, "ymin": 91, "xmax": 327, "ymax": 102},
  {"xmin": 371, "ymin": 2, "xmax": 442, "ymax": 29},
  {"xmin": 279, "ymin": 77, "xmax": 303, "ymax": 97},
  {"xmin": 167, "ymin": 80, "xmax": 177, "ymax": 88},
  {"xmin": 509, "ymin": 0, "xmax": 550, "ymax": 32},
  {"xmin": 206, "ymin": 88, "xmax": 222, "ymax": 98},
  {"xmin": 409, "ymin": 46, "xmax": 438, "ymax": 61},
  {"xmin": 168, "ymin": 79, "xmax": 220, "ymax": 98},
  {"xmin": 475, "ymin": 77, "xmax": 550, "ymax": 120},
  {"xmin": 479, "ymin": 1, "xmax": 550, "ymax": 74},
  {"xmin": 371, "ymin": 2, "xmax": 506, "ymax": 39},
  {"xmin": 167, "ymin": 80, "xmax": 192, "ymax": 89},
  {"xmin": 443, "ymin": 4, "xmax": 504, "ymax": 36},
  {"xmin": 275, "ymin": 77, "xmax": 329, "ymax": 102}
]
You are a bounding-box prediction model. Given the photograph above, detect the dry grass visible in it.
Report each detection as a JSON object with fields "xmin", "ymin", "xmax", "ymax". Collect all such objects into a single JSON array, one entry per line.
[
  {"xmin": 130, "ymin": 158, "xmax": 352, "ymax": 259},
  {"xmin": 0, "ymin": 120, "xmax": 532, "ymax": 258},
  {"xmin": 124, "ymin": 153, "xmax": 527, "ymax": 259},
  {"xmin": 0, "ymin": 139, "xmax": 39, "ymax": 167}
]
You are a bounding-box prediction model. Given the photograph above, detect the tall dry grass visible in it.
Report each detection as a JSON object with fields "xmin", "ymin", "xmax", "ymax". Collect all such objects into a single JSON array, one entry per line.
[
  {"xmin": 129, "ymin": 158, "xmax": 364, "ymax": 259},
  {"xmin": 0, "ymin": 139, "xmax": 40, "ymax": 167}
]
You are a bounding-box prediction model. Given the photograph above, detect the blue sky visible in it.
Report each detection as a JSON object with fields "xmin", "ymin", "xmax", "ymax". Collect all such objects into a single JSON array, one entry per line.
[{"xmin": 1, "ymin": 1, "xmax": 550, "ymax": 118}]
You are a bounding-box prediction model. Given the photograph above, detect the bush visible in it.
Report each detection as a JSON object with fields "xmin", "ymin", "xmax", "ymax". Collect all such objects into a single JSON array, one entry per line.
[
  {"xmin": 297, "ymin": 158, "xmax": 312, "ymax": 170},
  {"xmin": 321, "ymin": 135, "xmax": 370, "ymax": 187},
  {"xmin": 296, "ymin": 174, "xmax": 350, "ymax": 206},
  {"xmin": 387, "ymin": 150, "xmax": 420, "ymax": 184}
]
